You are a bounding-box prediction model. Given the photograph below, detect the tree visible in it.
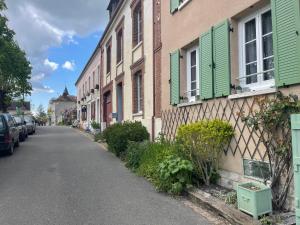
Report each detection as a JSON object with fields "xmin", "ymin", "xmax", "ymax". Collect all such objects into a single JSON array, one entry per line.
[
  {"xmin": 0, "ymin": 0, "xmax": 32, "ymax": 112},
  {"xmin": 36, "ymin": 104, "xmax": 47, "ymax": 125}
]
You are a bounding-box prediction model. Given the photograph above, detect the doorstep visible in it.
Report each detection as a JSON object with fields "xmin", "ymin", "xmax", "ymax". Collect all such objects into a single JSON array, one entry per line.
[{"xmin": 186, "ymin": 187, "xmax": 259, "ymax": 225}]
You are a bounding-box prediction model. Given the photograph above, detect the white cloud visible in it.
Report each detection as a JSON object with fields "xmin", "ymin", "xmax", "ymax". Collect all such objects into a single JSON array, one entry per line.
[
  {"xmin": 4, "ymin": 0, "xmax": 108, "ymax": 94},
  {"xmin": 62, "ymin": 60, "xmax": 75, "ymax": 71},
  {"xmin": 44, "ymin": 59, "xmax": 59, "ymax": 71},
  {"xmin": 31, "ymin": 73, "xmax": 46, "ymax": 82},
  {"xmin": 31, "ymin": 82, "xmax": 55, "ymax": 94}
]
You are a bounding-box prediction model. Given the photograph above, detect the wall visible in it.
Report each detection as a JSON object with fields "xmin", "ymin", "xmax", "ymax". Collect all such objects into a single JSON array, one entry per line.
[
  {"xmin": 100, "ymin": 0, "xmax": 154, "ymax": 136},
  {"xmin": 160, "ymin": 0, "xmax": 266, "ymax": 110},
  {"xmin": 76, "ymin": 46, "xmax": 101, "ymax": 128}
]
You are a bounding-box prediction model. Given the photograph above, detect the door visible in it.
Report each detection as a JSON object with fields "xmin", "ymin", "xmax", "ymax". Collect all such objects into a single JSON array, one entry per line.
[
  {"xmin": 291, "ymin": 114, "xmax": 300, "ymax": 224},
  {"xmin": 103, "ymin": 91, "xmax": 112, "ymax": 125},
  {"xmin": 116, "ymin": 83, "xmax": 123, "ymax": 123}
]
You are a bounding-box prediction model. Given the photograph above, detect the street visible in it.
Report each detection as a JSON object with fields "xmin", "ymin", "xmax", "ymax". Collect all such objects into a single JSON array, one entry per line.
[{"xmin": 0, "ymin": 126, "xmax": 210, "ymax": 225}]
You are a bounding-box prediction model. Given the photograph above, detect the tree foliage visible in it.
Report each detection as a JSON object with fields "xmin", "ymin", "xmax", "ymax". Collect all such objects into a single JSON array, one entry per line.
[
  {"xmin": 241, "ymin": 92, "xmax": 300, "ymax": 209},
  {"xmin": 176, "ymin": 119, "xmax": 234, "ymax": 186},
  {"xmin": 0, "ymin": 0, "xmax": 32, "ymax": 112}
]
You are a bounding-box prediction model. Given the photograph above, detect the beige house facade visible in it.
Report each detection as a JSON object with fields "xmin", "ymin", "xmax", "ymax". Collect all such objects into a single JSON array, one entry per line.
[
  {"xmin": 98, "ymin": 0, "xmax": 159, "ymax": 137},
  {"xmin": 75, "ymin": 46, "xmax": 101, "ymax": 130},
  {"xmin": 159, "ymin": 0, "xmax": 300, "ymax": 208}
]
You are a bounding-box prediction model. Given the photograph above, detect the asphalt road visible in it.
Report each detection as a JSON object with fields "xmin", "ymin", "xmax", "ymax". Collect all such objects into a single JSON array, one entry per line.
[{"xmin": 0, "ymin": 126, "xmax": 211, "ymax": 225}]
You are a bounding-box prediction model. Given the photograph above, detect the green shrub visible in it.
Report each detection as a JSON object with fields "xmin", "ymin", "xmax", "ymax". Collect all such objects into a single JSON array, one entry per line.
[
  {"xmin": 259, "ymin": 216, "xmax": 273, "ymax": 225},
  {"xmin": 225, "ymin": 191, "xmax": 237, "ymax": 205},
  {"xmin": 94, "ymin": 132, "xmax": 104, "ymax": 142},
  {"xmin": 91, "ymin": 120, "xmax": 100, "ymax": 129},
  {"xmin": 137, "ymin": 142, "xmax": 176, "ymax": 186},
  {"xmin": 158, "ymin": 156, "xmax": 193, "ymax": 195},
  {"xmin": 177, "ymin": 119, "xmax": 234, "ymax": 185},
  {"xmin": 102, "ymin": 121, "xmax": 149, "ymax": 157},
  {"xmin": 125, "ymin": 141, "xmax": 147, "ymax": 171}
]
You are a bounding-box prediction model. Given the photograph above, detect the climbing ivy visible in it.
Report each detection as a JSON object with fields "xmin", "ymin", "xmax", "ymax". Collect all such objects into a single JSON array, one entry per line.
[{"xmin": 242, "ymin": 92, "xmax": 300, "ymax": 209}]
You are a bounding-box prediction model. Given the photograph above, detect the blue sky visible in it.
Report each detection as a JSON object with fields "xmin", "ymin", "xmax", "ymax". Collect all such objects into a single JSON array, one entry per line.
[
  {"xmin": 28, "ymin": 32, "xmax": 102, "ymax": 111},
  {"xmin": 5, "ymin": 0, "xmax": 108, "ymax": 113}
]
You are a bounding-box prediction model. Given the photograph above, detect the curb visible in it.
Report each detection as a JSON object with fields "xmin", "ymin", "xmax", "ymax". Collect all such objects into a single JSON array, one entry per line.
[
  {"xmin": 74, "ymin": 128, "xmax": 109, "ymax": 151},
  {"xmin": 187, "ymin": 188, "xmax": 260, "ymax": 225}
]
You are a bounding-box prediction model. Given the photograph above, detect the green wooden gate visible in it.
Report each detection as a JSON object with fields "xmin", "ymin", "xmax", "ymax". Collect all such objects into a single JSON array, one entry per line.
[{"xmin": 291, "ymin": 114, "xmax": 300, "ymax": 224}]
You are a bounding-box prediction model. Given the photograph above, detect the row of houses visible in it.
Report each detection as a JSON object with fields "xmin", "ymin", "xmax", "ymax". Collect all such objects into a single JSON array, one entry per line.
[{"xmin": 76, "ymin": 0, "xmax": 300, "ymax": 208}]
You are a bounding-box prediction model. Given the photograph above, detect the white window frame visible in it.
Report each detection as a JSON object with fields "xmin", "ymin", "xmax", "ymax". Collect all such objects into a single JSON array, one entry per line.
[
  {"xmin": 136, "ymin": 74, "xmax": 142, "ymax": 113},
  {"xmin": 186, "ymin": 46, "xmax": 200, "ymax": 102},
  {"xmin": 238, "ymin": 5, "xmax": 275, "ymax": 91}
]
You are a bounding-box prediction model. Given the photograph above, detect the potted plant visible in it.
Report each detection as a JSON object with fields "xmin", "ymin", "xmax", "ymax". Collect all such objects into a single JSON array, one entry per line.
[
  {"xmin": 237, "ymin": 182, "xmax": 272, "ymax": 219},
  {"xmin": 91, "ymin": 120, "xmax": 101, "ymax": 134},
  {"xmin": 236, "ymin": 85, "xmax": 242, "ymax": 94}
]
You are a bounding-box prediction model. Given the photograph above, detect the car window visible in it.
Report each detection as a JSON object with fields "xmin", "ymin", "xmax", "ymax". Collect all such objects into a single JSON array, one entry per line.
[
  {"xmin": 14, "ymin": 117, "xmax": 22, "ymax": 124},
  {"xmin": 0, "ymin": 117, "xmax": 4, "ymax": 131},
  {"xmin": 3, "ymin": 114, "xmax": 14, "ymax": 127}
]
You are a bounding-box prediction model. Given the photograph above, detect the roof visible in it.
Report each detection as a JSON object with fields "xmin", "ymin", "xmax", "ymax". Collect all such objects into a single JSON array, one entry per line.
[
  {"xmin": 75, "ymin": 0, "xmax": 124, "ymax": 86},
  {"xmin": 50, "ymin": 87, "xmax": 77, "ymax": 103},
  {"xmin": 7, "ymin": 101, "xmax": 31, "ymax": 111}
]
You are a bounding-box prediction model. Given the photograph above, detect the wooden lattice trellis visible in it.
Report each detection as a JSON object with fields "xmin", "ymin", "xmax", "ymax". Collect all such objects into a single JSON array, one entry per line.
[{"xmin": 161, "ymin": 95, "xmax": 276, "ymax": 161}]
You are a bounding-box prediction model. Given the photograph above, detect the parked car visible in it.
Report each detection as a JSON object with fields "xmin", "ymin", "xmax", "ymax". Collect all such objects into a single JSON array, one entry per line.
[
  {"xmin": 13, "ymin": 115, "xmax": 28, "ymax": 141},
  {"xmin": 24, "ymin": 115, "xmax": 36, "ymax": 135},
  {"xmin": 0, "ymin": 113, "xmax": 20, "ymax": 155}
]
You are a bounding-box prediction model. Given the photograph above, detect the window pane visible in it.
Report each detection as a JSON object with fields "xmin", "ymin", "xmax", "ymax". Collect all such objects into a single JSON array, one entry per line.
[
  {"xmin": 245, "ymin": 19, "xmax": 256, "ymax": 42},
  {"xmin": 262, "ymin": 10, "xmax": 272, "ymax": 35},
  {"xmin": 191, "ymin": 50, "xmax": 196, "ymax": 66},
  {"xmin": 191, "ymin": 67, "xmax": 196, "ymax": 82},
  {"xmin": 246, "ymin": 62, "xmax": 257, "ymax": 75},
  {"xmin": 263, "ymin": 57, "xmax": 274, "ymax": 81},
  {"xmin": 245, "ymin": 42, "xmax": 257, "ymax": 63},
  {"xmin": 263, "ymin": 34, "xmax": 273, "ymax": 58},
  {"xmin": 246, "ymin": 63, "xmax": 257, "ymax": 84},
  {"xmin": 191, "ymin": 82, "xmax": 196, "ymax": 96}
]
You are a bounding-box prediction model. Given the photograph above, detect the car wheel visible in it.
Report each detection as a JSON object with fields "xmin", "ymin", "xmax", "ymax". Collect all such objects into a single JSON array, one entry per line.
[
  {"xmin": 15, "ymin": 138, "xmax": 20, "ymax": 147},
  {"xmin": 7, "ymin": 143, "xmax": 14, "ymax": 155}
]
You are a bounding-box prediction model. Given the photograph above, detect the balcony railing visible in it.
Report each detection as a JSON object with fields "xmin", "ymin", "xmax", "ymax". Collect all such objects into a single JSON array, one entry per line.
[
  {"xmin": 235, "ymin": 69, "xmax": 275, "ymax": 93},
  {"xmin": 180, "ymin": 89, "xmax": 200, "ymax": 104}
]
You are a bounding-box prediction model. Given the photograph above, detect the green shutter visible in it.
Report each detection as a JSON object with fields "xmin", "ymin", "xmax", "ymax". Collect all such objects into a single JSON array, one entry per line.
[
  {"xmin": 170, "ymin": 50, "xmax": 180, "ymax": 105},
  {"xmin": 200, "ymin": 29, "xmax": 213, "ymax": 100},
  {"xmin": 272, "ymin": 0, "xmax": 300, "ymax": 87},
  {"xmin": 291, "ymin": 114, "xmax": 300, "ymax": 224},
  {"xmin": 213, "ymin": 20, "xmax": 231, "ymax": 97},
  {"xmin": 170, "ymin": 0, "xmax": 180, "ymax": 14}
]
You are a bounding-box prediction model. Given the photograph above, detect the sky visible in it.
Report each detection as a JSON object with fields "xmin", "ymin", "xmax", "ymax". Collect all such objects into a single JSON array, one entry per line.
[{"xmin": 4, "ymin": 0, "xmax": 109, "ymax": 112}]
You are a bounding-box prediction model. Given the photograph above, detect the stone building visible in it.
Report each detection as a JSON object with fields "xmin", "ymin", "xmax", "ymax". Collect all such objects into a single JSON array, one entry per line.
[{"xmin": 48, "ymin": 87, "xmax": 76, "ymax": 125}]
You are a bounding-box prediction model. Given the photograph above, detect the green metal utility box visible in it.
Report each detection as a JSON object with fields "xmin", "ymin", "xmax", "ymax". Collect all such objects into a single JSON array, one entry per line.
[
  {"xmin": 237, "ymin": 182, "xmax": 272, "ymax": 220},
  {"xmin": 291, "ymin": 115, "xmax": 300, "ymax": 225}
]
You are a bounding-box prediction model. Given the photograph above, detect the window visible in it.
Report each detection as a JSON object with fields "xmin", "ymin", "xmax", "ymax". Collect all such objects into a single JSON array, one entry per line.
[
  {"xmin": 0, "ymin": 117, "xmax": 4, "ymax": 131},
  {"xmin": 91, "ymin": 101, "xmax": 96, "ymax": 120},
  {"xmin": 97, "ymin": 65, "xmax": 100, "ymax": 84},
  {"xmin": 243, "ymin": 159, "xmax": 271, "ymax": 180},
  {"xmin": 133, "ymin": 2, "xmax": 143, "ymax": 47},
  {"xmin": 82, "ymin": 84, "xmax": 84, "ymax": 96},
  {"xmin": 93, "ymin": 72, "xmax": 95, "ymax": 88},
  {"xmin": 134, "ymin": 72, "xmax": 143, "ymax": 113},
  {"xmin": 106, "ymin": 45, "xmax": 111, "ymax": 74},
  {"xmin": 85, "ymin": 81, "xmax": 87, "ymax": 94},
  {"xmin": 186, "ymin": 46, "xmax": 199, "ymax": 102},
  {"xmin": 117, "ymin": 29, "xmax": 123, "ymax": 63},
  {"xmin": 89, "ymin": 77, "xmax": 91, "ymax": 91},
  {"xmin": 239, "ymin": 7, "xmax": 274, "ymax": 90}
]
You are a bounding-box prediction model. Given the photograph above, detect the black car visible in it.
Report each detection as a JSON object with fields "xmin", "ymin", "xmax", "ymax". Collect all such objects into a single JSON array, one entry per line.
[
  {"xmin": 24, "ymin": 115, "xmax": 36, "ymax": 135},
  {"xmin": 0, "ymin": 114, "xmax": 20, "ymax": 155},
  {"xmin": 13, "ymin": 115, "xmax": 28, "ymax": 142}
]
